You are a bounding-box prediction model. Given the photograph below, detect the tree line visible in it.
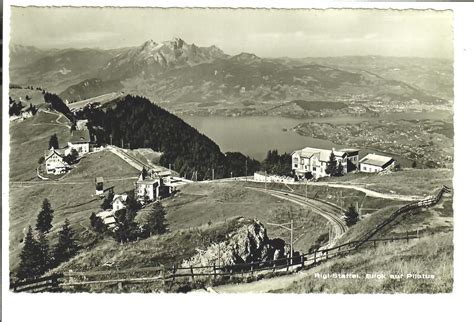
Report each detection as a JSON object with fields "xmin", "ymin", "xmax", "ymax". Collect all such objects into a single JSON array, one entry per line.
[
  {"xmin": 16, "ymin": 199, "xmax": 79, "ymax": 280},
  {"xmin": 74, "ymin": 95, "xmax": 260, "ymax": 180}
]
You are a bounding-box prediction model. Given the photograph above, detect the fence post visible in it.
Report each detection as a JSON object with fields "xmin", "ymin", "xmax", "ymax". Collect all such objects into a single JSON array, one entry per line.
[
  {"xmin": 314, "ymin": 250, "xmax": 318, "ymax": 265},
  {"xmin": 373, "ymin": 240, "xmax": 377, "ymax": 249},
  {"xmin": 406, "ymin": 231, "xmax": 409, "ymax": 243},
  {"xmin": 230, "ymin": 268, "xmax": 233, "ymax": 282},
  {"xmin": 172, "ymin": 264, "xmax": 177, "ymax": 283},
  {"xmin": 272, "ymin": 263, "xmax": 276, "ymax": 273},
  {"xmin": 301, "ymin": 255, "xmax": 305, "ymax": 268},
  {"xmin": 117, "ymin": 281, "xmax": 123, "ymax": 292},
  {"xmin": 326, "ymin": 251, "xmax": 329, "ymax": 261},
  {"xmin": 213, "ymin": 264, "xmax": 217, "ymax": 281},
  {"xmin": 190, "ymin": 265, "xmax": 194, "ymax": 283},
  {"xmin": 286, "ymin": 257, "xmax": 290, "ymax": 272}
]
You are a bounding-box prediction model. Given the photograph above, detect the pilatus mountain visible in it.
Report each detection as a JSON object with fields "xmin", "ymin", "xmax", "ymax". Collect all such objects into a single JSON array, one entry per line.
[{"xmin": 10, "ymin": 37, "xmax": 452, "ymax": 104}]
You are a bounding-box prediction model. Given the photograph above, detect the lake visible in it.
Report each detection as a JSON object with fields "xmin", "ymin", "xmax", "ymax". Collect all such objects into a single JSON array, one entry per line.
[
  {"xmin": 182, "ymin": 111, "xmax": 451, "ymax": 161},
  {"xmin": 182, "ymin": 115, "xmax": 334, "ymax": 160}
]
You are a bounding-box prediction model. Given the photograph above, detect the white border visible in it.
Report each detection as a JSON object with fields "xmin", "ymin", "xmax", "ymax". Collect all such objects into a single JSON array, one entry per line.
[{"xmin": 3, "ymin": 1, "xmax": 474, "ymax": 322}]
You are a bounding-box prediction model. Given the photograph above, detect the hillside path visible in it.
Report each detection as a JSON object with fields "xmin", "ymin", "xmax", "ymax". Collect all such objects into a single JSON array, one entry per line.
[
  {"xmin": 304, "ymin": 182, "xmax": 423, "ymax": 201},
  {"xmin": 209, "ymin": 266, "xmax": 320, "ymax": 293}
]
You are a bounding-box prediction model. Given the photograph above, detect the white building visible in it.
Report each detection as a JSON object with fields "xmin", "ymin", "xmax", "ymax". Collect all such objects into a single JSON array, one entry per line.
[
  {"xmin": 44, "ymin": 148, "xmax": 70, "ymax": 175},
  {"xmin": 359, "ymin": 153, "xmax": 395, "ymax": 173},
  {"xmin": 253, "ymin": 172, "xmax": 295, "ymax": 183},
  {"xmin": 112, "ymin": 193, "xmax": 129, "ymax": 211},
  {"xmin": 66, "ymin": 129, "xmax": 90, "ymax": 156},
  {"xmin": 291, "ymin": 147, "xmax": 358, "ymax": 179}
]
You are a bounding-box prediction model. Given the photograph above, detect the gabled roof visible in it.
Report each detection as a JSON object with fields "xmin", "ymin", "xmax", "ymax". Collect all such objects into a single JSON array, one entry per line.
[
  {"xmin": 70, "ymin": 129, "xmax": 91, "ymax": 144},
  {"xmin": 293, "ymin": 147, "xmax": 347, "ymax": 162},
  {"xmin": 359, "ymin": 153, "xmax": 395, "ymax": 168},
  {"xmin": 112, "ymin": 193, "xmax": 128, "ymax": 204},
  {"xmin": 44, "ymin": 148, "xmax": 65, "ymax": 161}
]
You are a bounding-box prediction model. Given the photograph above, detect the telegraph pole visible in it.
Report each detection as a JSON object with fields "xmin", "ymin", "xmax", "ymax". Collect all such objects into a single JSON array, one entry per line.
[
  {"xmin": 264, "ymin": 170, "xmax": 267, "ymax": 190},
  {"xmin": 212, "ymin": 168, "xmax": 215, "ymax": 181},
  {"xmin": 305, "ymin": 179, "xmax": 308, "ymax": 201},
  {"xmin": 245, "ymin": 159, "xmax": 248, "ymax": 181}
]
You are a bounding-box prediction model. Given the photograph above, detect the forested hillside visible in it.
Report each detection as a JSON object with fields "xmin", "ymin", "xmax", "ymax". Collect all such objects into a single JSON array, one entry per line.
[{"xmin": 75, "ymin": 95, "xmax": 259, "ymax": 179}]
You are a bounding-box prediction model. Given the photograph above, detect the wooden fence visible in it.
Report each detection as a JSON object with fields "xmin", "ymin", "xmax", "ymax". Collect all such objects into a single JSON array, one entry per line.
[{"xmin": 11, "ymin": 186, "xmax": 450, "ymax": 293}]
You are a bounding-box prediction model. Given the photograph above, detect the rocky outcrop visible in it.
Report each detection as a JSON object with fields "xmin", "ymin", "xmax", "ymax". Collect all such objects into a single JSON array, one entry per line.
[{"xmin": 181, "ymin": 218, "xmax": 285, "ymax": 271}]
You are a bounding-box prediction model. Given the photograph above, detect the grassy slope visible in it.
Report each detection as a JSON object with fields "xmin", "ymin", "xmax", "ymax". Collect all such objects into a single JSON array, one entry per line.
[
  {"xmin": 161, "ymin": 182, "xmax": 329, "ymax": 253},
  {"xmin": 9, "ymin": 88, "xmax": 46, "ymax": 106},
  {"xmin": 318, "ymin": 168, "xmax": 453, "ymax": 196},
  {"xmin": 9, "ymin": 110, "xmax": 71, "ymax": 181},
  {"xmin": 9, "ymin": 148, "xmax": 139, "ymax": 271},
  {"xmin": 277, "ymin": 232, "xmax": 453, "ymax": 293},
  {"xmin": 54, "ymin": 217, "xmax": 252, "ymax": 273}
]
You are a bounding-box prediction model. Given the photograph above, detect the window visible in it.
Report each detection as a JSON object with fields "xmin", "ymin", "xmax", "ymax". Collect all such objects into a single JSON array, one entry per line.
[
  {"xmin": 294, "ymin": 164, "xmax": 298, "ymax": 168},
  {"xmin": 313, "ymin": 167, "xmax": 316, "ymax": 171}
]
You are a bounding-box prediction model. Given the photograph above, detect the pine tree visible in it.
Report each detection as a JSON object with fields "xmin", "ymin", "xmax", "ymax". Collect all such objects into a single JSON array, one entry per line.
[
  {"xmin": 52, "ymin": 219, "xmax": 79, "ymax": 265},
  {"xmin": 49, "ymin": 134, "xmax": 59, "ymax": 149},
  {"xmin": 143, "ymin": 201, "xmax": 167, "ymax": 236},
  {"xmin": 101, "ymin": 191, "xmax": 114, "ymax": 210},
  {"xmin": 325, "ymin": 151, "xmax": 337, "ymax": 176},
  {"xmin": 336, "ymin": 162, "xmax": 344, "ymax": 176},
  {"xmin": 37, "ymin": 232, "xmax": 50, "ymax": 275},
  {"xmin": 344, "ymin": 204, "xmax": 359, "ymax": 227},
  {"xmin": 36, "ymin": 198, "xmax": 54, "ymax": 234},
  {"xmin": 17, "ymin": 226, "xmax": 42, "ymax": 280},
  {"xmin": 141, "ymin": 166, "xmax": 148, "ymax": 179}
]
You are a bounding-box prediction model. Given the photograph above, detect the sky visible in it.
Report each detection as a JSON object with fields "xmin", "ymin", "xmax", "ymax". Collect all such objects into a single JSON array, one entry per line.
[{"xmin": 10, "ymin": 7, "xmax": 453, "ymax": 58}]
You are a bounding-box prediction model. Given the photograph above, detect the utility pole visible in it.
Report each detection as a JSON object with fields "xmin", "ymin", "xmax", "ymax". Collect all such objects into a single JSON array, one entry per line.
[
  {"xmin": 169, "ymin": 163, "xmax": 171, "ymax": 171},
  {"xmin": 305, "ymin": 179, "xmax": 308, "ymax": 201},
  {"xmin": 245, "ymin": 159, "xmax": 248, "ymax": 181},
  {"xmin": 109, "ymin": 134, "xmax": 113, "ymax": 146},
  {"xmin": 212, "ymin": 168, "xmax": 215, "ymax": 181},
  {"xmin": 121, "ymin": 138, "xmax": 124, "ymax": 149},
  {"xmin": 230, "ymin": 171, "xmax": 233, "ymax": 179},
  {"xmin": 264, "ymin": 170, "xmax": 267, "ymax": 190},
  {"xmin": 267, "ymin": 220, "xmax": 294, "ymax": 265}
]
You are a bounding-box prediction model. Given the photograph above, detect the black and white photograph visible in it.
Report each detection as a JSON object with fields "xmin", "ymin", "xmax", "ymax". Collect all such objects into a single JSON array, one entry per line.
[
  {"xmin": 5, "ymin": 5, "xmax": 457, "ymax": 296},
  {"xmin": 4, "ymin": 2, "xmax": 474, "ymax": 320}
]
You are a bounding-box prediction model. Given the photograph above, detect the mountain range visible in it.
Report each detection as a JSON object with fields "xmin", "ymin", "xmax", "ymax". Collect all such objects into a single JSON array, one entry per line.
[{"xmin": 10, "ymin": 37, "xmax": 453, "ymax": 105}]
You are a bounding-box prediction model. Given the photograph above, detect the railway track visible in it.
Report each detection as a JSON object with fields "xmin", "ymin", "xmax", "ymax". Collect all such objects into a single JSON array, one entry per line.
[{"xmin": 247, "ymin": 187, "xmax": 348, "ymax": 246}]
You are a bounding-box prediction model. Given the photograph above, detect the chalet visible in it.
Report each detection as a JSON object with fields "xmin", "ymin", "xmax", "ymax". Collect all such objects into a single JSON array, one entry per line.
[
  {"xmin": 66, "ymin": 129, "xmax": 91, "ymax": 156},
  {"xmin": 44, "ymin": 148, "xmax": 70, "ymax": 175},
  {"xmin": 135, "ymin": 171, "xmax": 165, "ymax": 202},
  {"xmin": 134, "ymin": 169, "xmax": 188, "ymax": 202},
  {"xmin": 112, "ymin": 193, "xmax": 129, "ymax": 211},
  {"xmin": 359, "ymin": 153, "xmax": 395, "ymax": 173},
  {"xmin": 21, "ymin": 105, "xmax": 36, "ymax": 119},
  {"xmin": 96, "ymin": 210, "xmax": 118, "ymax": 231},
  {"xmin": 291, "ymin": 147, "xmax": 359, "ymax": 179}
]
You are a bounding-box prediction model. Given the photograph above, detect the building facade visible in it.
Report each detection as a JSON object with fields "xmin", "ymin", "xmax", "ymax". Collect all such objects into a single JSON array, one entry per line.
[
  {"xmin": 66, "ymin": 129, "xmax": 91, "ymax": 156},
  {"xmin": 359, "ymin": 153, "xmax": 395, "ymax": 173},
  {"xmin": 44, "ymin": 148, "xmax": 70, "ymax": 174},
  {"xmin": 292, "ymin": 147, "xmax": 357, "ymax": 179},
  {"xmin": 112, "ymin": 193, "xmax": 129, "ymax": 211}
]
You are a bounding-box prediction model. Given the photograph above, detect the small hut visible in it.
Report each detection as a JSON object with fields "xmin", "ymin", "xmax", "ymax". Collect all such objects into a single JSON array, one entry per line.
[{"xmin": 95, "ymin": 177, "xmax": 104, "ymax": 195}]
